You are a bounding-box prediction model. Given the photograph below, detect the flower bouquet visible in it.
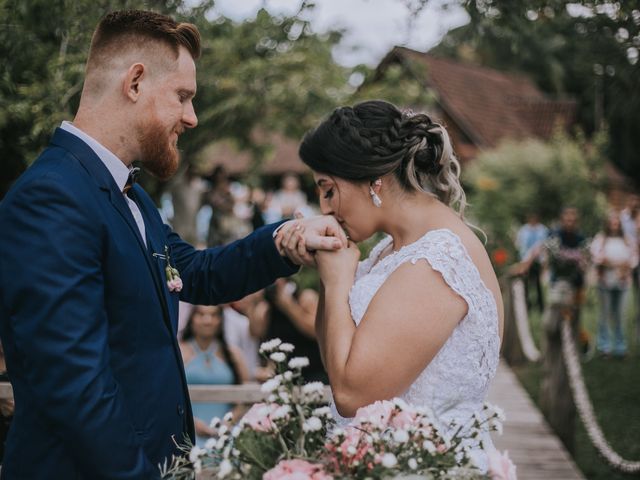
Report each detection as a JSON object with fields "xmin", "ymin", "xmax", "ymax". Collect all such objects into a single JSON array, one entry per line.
[{"xmin": 160, "ymin": 339, "xmax": 516, "ymax": 480}]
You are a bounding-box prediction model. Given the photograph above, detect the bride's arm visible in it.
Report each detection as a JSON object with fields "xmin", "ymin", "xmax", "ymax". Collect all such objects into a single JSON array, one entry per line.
[
  {"xmin": 317, "ymin": 253, "xmax": 468, "ymax": 418},
  {"xmin": 315, "ymin": 284, "xmax": 327, "ymax": 368}
]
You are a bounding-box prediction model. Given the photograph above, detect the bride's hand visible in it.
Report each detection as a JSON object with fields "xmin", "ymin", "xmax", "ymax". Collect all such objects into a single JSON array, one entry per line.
[{"xmin": 316, "ymin": 241, "xmax": 360, "ymax": 287}]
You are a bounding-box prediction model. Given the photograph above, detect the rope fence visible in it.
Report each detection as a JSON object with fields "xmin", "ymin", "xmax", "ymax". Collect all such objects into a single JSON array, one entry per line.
[
  {"xmin": 510, "ymin": 277, "xmax": 541, "ymax": 362},
  {"xmin": 561, "ymin": 313, "xmax": 640, "ymax": 474}
]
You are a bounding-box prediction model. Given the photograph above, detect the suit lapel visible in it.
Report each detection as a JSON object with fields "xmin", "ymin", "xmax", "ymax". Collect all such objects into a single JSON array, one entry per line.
[
  {"xmin": 50, "ymin": 128, "xmax": 175, "ymax": 333},
  {"xmin": 130, "ymin": 188, "xmax": 178, "ymax": 333}
]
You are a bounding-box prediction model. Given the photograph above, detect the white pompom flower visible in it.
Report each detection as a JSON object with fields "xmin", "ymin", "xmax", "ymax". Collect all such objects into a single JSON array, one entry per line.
[
  {"xmin": 270, "ymin": 352, "xmax": 286, "ymax": 363},
  {"xmin": 302, "ymin": 416, "xmax": 323, "ymax": 432},
  {"xmin": 279, "ymin": 342, "xmax": 295, "ymax": 352},
  {"xmin": 288, "ymin": 357, "xmax": 310, "ymax": 369},
  {"xmin": 259, "ymin": 338, "xmax": 282, "ymax": 353},
  {"xmin": 381, "ymin": 453, "xmax": 397, "ymax": 468},
  {"xmin": 260, "ymin": 377, "xmax": 281, "ymax": 393}
]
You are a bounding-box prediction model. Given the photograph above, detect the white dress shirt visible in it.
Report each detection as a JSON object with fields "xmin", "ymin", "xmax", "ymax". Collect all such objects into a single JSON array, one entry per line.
[{"xmin": 60, "ymin": 121, "xmax": 147, "ymax": 246}]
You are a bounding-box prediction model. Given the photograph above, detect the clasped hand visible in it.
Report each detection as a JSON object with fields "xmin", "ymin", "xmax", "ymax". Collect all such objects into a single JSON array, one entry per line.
[{"xmin": 275, "ymin": 215, "xmax": 360, "ymax": 281}]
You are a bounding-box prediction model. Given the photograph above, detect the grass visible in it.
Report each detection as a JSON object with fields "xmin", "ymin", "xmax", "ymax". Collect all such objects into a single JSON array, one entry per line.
[{"xmin": 511, "ymin": 285, "xmax": 640, "ymax": 480}]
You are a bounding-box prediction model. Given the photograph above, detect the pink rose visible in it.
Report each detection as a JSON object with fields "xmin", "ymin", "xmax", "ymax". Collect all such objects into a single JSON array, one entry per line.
[
  {"xmin": 487, "ymin": 449, "xmax": 517, "ymax": 480},
  {"xmin": 239, "ymin": 403, "xmax": 276, "ymax": 432},
  {"xmin": 354, "ymin": 400, "xmax": 395, "ymax": 428},
  {"xmin": 263, "ymin": 459, "xmax": 332, "ymax": 480}
]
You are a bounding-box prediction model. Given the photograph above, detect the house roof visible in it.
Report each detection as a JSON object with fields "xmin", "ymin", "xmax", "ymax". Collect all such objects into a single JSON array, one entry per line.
[
  {"xmin": 198, "ymin": 132, "xmax": 308, "ymax": 176},
  {"xmin": 380, "ymin": 47, "xmax": 576, "ymax": 148}
]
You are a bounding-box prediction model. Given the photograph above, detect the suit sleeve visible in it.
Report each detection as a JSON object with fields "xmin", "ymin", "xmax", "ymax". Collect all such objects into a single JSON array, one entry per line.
[
  {"xmin": 0, "ymin": 175, "xmax": 158, "ymax": 478},
  {"xmin": 168, "ymin": 222, "xmax": 299, "ymax": 305}
]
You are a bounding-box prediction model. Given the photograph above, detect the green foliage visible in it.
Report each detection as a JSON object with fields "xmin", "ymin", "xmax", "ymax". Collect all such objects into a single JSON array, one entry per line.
[
  {"xmin": 0, "ymin": 0, "xmax": 185, "ymax": 197},
  {"xmin": 353, "ymin": 61, "xmax": 436, "ymax": 110},
  {"xmin": 464, "ymin": 131, "xmax": 608, "ymax": 261},
  {"xmin": 432, "ymin": 0, "xmax": 640, "ymax": 187},
  {"xmin": 183, "ymin": 4, "xmax": 353, "ymax": 165},
  {"xmin": 0, "ymin": 0, "xmax": 353, "ymax": 199}
]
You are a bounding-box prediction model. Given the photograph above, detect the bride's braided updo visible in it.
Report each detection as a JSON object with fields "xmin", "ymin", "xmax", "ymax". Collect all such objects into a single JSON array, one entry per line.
[{"xmin": 299, "ymin": 100, "xmax": 466, "ymax": 217}]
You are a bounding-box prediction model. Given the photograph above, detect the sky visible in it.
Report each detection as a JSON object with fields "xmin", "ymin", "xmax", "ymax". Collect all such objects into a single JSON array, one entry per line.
[{"xmin": 207, "ymin": 0, "xmax": 470, "ymax": 67}]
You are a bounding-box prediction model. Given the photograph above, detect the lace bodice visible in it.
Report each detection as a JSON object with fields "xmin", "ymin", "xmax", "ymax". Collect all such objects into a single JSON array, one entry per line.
[{"xmin": 331, "ymin": 229, "xmax": 500, "ymax": 467}]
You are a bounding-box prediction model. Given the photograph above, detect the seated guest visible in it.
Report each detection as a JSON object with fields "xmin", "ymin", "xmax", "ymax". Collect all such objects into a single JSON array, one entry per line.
[{"xmin": 179, "ymin": 305, "xmax": 248, "ymax": 445}]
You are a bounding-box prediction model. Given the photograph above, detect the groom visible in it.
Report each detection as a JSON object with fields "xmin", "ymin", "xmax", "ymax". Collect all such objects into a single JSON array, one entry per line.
[{"xmin": 0, "ymin": 10, "xmax": 343, "ymax": 479}]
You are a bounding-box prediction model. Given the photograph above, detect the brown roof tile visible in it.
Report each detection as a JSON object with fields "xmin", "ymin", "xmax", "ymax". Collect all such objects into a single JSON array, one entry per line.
[{"xmin": 387, "ymin": 47, "xmax": 575, "ymax": 148}]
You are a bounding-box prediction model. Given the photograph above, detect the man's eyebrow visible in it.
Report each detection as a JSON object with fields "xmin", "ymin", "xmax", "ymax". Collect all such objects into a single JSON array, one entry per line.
[{"xmin": 178, "ymin": 88, "xmax": 196, "ymax": 99}]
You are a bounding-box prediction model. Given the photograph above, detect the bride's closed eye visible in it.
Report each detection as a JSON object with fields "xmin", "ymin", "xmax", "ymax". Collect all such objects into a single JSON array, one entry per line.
[{"xmin": 323, "ymin": 188, "xmax": 334, "ymax": 199}]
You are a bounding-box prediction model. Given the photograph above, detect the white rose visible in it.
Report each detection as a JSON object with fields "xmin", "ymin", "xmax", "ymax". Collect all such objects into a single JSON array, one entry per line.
[
  {"xmin": 279, "ymin": 342, "xmax": 295, "ymax": 352},
  {"xmin": 408, "ymin": 458, "xmax": 418, "ymax": 470}
]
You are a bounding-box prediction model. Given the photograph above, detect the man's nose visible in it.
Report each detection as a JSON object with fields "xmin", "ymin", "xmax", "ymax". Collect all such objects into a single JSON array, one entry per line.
[{"xmin": 183, "ymin": 101, "xmax": 198, "ymax": 129}]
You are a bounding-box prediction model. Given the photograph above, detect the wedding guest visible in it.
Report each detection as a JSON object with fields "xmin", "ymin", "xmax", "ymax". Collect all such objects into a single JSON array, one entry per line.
[
  {"xmin": 180, "ymin": 305, "xmax": 248, "ymax": 446},
  {"xmin": 223, "ymin": 291, "xmax": 268, "ymax": 381},
  {"xmin": 272, "ymin": 173, "xmax": 308, "ymax": 219},
  {"xmin": 515, "ymin": 212, "xmax": 548, "ymax": 311},
  {"xmin": 264, "ymin": 279, "xmax": 327, "ymax": 383},
  {"xmin": 169, "ymin": 163, "xmax": 207, "ymax": 245},
  {"xmin": 205, "ymin": 165, "xmax": 235, "ymax": 246},
  {"xmin": 590, "ymin": 212, "xmax": 638, "ymax": 357}
]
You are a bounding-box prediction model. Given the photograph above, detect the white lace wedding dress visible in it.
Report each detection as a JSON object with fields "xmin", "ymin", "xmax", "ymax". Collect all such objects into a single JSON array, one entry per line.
[{"xmin": 330, "ymin": 228, "xmax": 501, "ymax": 471}]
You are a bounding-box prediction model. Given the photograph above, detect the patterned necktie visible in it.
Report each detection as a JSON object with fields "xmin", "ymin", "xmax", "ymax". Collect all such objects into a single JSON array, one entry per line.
[{"xmin": 123, "ymin": 167, "xmax": 140, "ymax": 195}]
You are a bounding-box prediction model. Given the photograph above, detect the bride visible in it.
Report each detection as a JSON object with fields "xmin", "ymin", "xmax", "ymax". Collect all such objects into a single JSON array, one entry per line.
[{"xmin": 278, "ymin": 100, "xmax": 504, "ymax": 469}]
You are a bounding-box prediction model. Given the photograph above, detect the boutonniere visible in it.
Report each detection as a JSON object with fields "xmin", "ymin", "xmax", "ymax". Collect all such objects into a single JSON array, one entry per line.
[{"xmin": 153, "ymin": 246, "xmax": 183, "ymax": 292}]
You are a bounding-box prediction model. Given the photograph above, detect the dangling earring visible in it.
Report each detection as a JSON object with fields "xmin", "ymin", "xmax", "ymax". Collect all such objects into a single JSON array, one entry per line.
[{"xmin": 370, "ymin": 179, "xmax": 382, "ymax": 207}]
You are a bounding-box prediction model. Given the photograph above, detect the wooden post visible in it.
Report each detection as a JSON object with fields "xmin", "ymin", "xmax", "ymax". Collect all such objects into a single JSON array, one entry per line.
[
  {"xmin": 500, "ymin": 275, "xmax": 527, "ymax": 366},
  {"xmin": 540, "ymin": 280, "xmax": 579, "ymax": 453}
]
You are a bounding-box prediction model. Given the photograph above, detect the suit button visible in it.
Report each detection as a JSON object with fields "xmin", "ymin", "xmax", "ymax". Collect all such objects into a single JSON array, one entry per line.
[{"xmin": 177, "ymin": 404, "xmax": 184, "ymax": 416}]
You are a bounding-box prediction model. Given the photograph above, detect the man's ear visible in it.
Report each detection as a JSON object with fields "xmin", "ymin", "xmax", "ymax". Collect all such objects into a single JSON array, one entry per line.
[{"xmin": 123, "ymin": 63, "xmax": 145, "ymax": 102}]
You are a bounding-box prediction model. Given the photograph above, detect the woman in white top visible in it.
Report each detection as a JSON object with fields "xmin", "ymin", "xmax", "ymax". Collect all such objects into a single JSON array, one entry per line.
[
  {"xmin": 590, "ymin": 212, "xmax": 639, "ymax": 357},
  {"xmin": 284, "ymin": 100, "xmax": 504, "ymax": 470}
]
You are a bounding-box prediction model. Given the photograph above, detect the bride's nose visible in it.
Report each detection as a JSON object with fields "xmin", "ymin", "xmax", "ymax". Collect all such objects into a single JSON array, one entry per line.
[{"xmin": 319, "ymin": 197, "xmax": 334, "ymax": 216}]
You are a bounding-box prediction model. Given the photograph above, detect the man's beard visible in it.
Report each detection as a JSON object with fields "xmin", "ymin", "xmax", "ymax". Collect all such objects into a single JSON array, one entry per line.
[{"xmin": 137, "ymin": 118, "xmax": 181, "ymax": 181}]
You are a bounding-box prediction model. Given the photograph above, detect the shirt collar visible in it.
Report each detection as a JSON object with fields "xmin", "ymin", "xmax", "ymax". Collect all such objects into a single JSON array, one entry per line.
[{"xmin": 60, "ymin": 121, "xmax": 131, "ymax": 192}]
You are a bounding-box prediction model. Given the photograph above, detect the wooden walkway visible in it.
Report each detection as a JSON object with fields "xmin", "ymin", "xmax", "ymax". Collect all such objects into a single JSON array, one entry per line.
[{"xmin": 487, "ymin": 361, "xmax": 584, "ymax": 479}]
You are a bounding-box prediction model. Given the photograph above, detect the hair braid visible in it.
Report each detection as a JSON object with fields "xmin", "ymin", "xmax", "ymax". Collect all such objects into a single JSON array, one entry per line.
[{"xmin": 299, "ymin": 100, "xmax": 467, "ymax": 218}]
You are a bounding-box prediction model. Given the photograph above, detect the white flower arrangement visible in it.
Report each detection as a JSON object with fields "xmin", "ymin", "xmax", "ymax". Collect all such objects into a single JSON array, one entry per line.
[{"xmin": 160, "ymin": 341, "xmax": 516, "ymax": 480}]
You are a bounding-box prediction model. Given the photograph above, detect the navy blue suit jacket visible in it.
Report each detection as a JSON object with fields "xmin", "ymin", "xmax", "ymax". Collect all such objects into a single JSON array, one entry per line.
[{"xmin": 0, "ymin": 128, "xmax": 298, "ymax": 479}]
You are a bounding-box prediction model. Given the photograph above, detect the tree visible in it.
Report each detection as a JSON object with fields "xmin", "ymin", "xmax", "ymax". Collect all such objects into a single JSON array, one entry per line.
[
  {"xmin": 464, "ymin": 131, "xmax": 608, "ymax": 267},
  {"xmin": 0, "ymin": 0, "xmax": 188, "ymax": 198},
  {"xmin": 0, "ymin": 0, "xmax": 353, "ymax": 199},
  {"xmin": 181, "ymin": 3, "xmax": 352, "ymax": 178},
  {"xmin": 431, "ymin": 0, "xmax": 640, "ymax": 187}
]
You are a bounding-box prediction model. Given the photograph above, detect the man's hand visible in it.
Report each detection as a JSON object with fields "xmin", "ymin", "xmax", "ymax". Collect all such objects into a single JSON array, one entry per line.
[{"xmin": 275, "ymin": 215, "xmax": 347, "ymax": 266}]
